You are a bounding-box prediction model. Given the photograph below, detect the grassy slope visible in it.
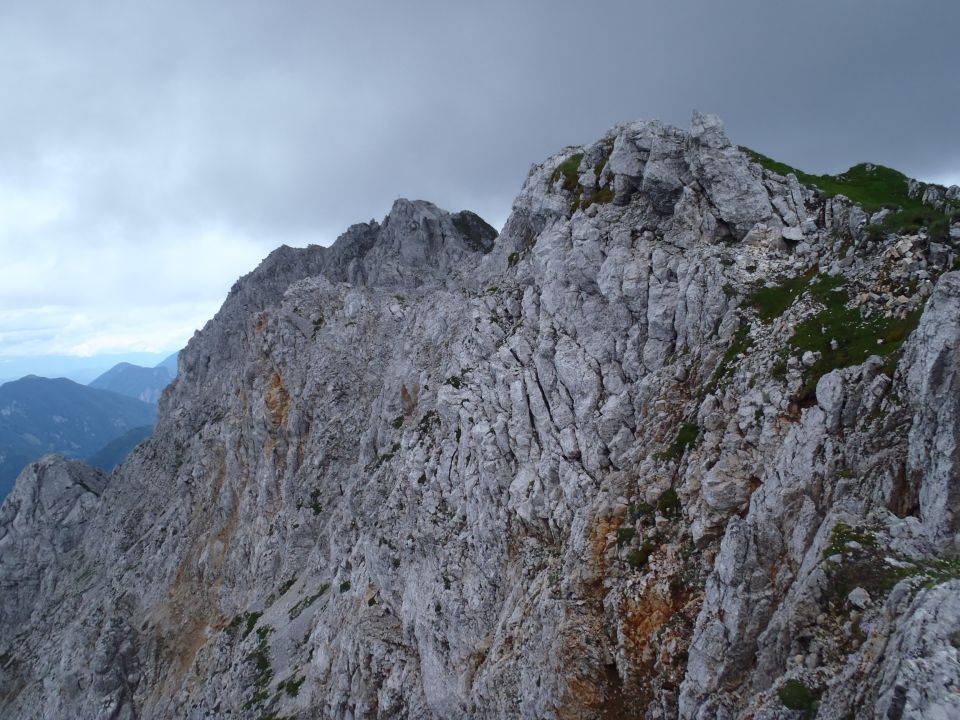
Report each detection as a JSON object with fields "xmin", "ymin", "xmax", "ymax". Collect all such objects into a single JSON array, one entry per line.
[
  {"xmin": 739, "ymin": 147, "xmax": 958, "ymax": 239},
  {"xmin": 734, "ymin": 147, "xmax": 955, "ymax": 403}
]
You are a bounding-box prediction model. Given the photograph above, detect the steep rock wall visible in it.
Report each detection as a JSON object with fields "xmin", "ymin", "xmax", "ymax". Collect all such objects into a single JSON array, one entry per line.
[{"xmin": 1, "ymin": 114, "xmax": 958, "ymax": 720}]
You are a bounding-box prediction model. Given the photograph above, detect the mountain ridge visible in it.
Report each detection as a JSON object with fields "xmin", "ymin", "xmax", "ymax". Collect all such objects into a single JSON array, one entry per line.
[
  {"xmin": 89, "ymin": 362, "xmax": 171, "ymax": 404},
  {"xmin": 1, "ymin": 112, "xmax": 959, "ymax": 719},
  {"xmin": 86, "ymin": 424, "xmax": 155, "ymax": 472},
  {"xmin": 88, "ymin": 350, "xmax": 181, "ymax": 405}
]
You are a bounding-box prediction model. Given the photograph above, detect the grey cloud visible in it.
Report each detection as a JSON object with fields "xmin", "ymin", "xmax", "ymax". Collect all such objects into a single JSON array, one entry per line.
[{"xmin": 0, "ymin": 0, "xmax": 957, "ymax": 356}]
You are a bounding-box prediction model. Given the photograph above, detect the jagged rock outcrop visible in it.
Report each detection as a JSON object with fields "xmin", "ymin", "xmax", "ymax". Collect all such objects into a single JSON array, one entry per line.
[
  {"xmin": 0, "ymin": 457, "xmax": 106, "ymax": 630},
  {"xmin": 905, "ymin": 273, "xmax": 960, "ymax": 548},
  {"xmin": 1, "ymin": 113, "xmax": 959, "ymax": 720}
]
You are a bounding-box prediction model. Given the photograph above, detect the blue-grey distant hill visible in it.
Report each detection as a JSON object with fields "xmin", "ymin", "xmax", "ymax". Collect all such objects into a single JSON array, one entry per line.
[
  {"xmin": 156, "ymin": 351, "xmax": 179, "ymax": 378},
  {"xmin": 0, "ymin": 376, "xmax": 156, "ymax": 498},
  {"xmin": 90, "ymin": 363, "xmax": 170, "ymax": 404},
  {"xmin": 0, "ymin": 351, "xmax": 175, "ymax": 385},
  {"xmin": 89, "ymin": 351, "xmax": 179, "ymax": 404},
  {"xmin": 86, "ymin": 425, "xmax": 154, "ymax": 472}
]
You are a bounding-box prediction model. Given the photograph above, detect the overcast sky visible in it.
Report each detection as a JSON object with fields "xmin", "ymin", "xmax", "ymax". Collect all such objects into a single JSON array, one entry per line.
[{"xmin": 0, "ymin": 0, "xmax": 957, "ymax": 361}]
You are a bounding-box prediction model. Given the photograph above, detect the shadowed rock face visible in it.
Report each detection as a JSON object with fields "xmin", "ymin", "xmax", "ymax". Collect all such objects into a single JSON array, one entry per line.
[
  {"xmin": 0, "ymin": 456, "xmax": 106, "ymax": 628},
  {"xmin": 1, "ymin": 114, "xmax": 959, "ymax": 720}
]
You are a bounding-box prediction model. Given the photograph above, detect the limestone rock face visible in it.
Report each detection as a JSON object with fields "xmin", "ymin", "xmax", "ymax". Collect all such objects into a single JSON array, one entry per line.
[
  {"xmin": 687, "ymin": 111, "xmax": 774, "ymax": 239},
  {"xmin": 2, "ymin": 114, "xmax": 959, "ymax": 720},
  {"xmin": 0, "ymin": 456, "xmax": 106, "ymax": 631},
  {"xmin": 904, "ymin": 272, "xmax": 960, "ymax": 548}
]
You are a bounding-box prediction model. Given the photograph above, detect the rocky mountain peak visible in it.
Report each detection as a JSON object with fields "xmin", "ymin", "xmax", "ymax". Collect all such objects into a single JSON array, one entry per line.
[
  {"xmin": 329, "ymin": 197, "xmax": 496, "ymax": 288},
  {"xmin": 171, "ymin": 198, "xmax": 497, "ymax": 408},
  {"xmin": 0, "ymin": 456, "xmax": 105, "ymax": 631},
  {"xmin": 2, "ymin": 113, "xmax": 959, "ymax": 719},
  {"xmin": 502, "ymin": 112, "xmax": 782, "ymax": 269}
]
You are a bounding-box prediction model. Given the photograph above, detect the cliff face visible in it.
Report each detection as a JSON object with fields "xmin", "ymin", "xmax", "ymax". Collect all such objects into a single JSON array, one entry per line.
[{"xmin": 2, "ymin": 113, "xmax": 959, "ymax": 720}]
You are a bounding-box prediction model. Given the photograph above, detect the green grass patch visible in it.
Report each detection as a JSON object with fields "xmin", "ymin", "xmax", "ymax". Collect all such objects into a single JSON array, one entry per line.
[
  {"xmin": 592, "ymin": 139, "xmax": 614, "ymax": 178},
  {"xmin": 548, "ymin": 150, "xmax": 619, "ymax": 212},
  {"xmin": 770, "ymin": 349, "xmax": 789, "ymax": 380},
  {"xmin": 823, "ymin": 522, "xmax": 879, "ymax": 558},
  {"xmin": 929, "ymin": 215, "xmax": 951, "ymax": 241},
  {"xmin": 226, "ymin": 611, "xmax": 263, "ymax": 641},
  {"xmin": 823, "ymin": 522, "xmax": 960, "ymax": 605},
  {"xmin": 595, "ymin": 155, "xmax": 608, "ymax": 178},
  {"xmin": 827, "ymin": 548, "xmax": 912, "ymax": 602},
  {"xmin": 919, "ymin": 556, "xmax": 960, "ymax": 587},
  {"xmin": 416, "ymin": 410, "xmax": 440, "ymax": 436},
  {"xmin": 865, "ymin": 223, "xmax": 886, "ymax": 242},
  {"xmin": 278, "ymin": 576, "xmax": 297, "ymax": 596},
  {"xmin": 581, "ymin": 186, "xmax": 615, "ymax": 209},
  {"xmin": 243, "ymin": 626, "xmax": 274, "ymax": 710},
  {"xmin": 367, "ymin": 442, "xmax": 401, "ymax": 471},
  {"xmin": 886, "ymin": 204, "xmax": 957, "ymax": 237},
  {"xmin": 739, "ymin": 147, "xmax": 810, "ymax": 182},
  {"xmin": 628, "ymin": 501, "xmax": 654, "ymax": 520},
  {"xmin": 616, "ymin": 526, "xmax": 636, "ymax": 547},
  {"xmin": 551, "ymin": 153, "xmax": 584, "ymax": 191},
  {"xmin": 626, "ymin": 541, "xmax": 656, "ymax": 569},
  {"xmin": 308, "ymin": 489, "xmax": 322, "ymax": 516},
  {"xmin": 391, "ymin": 415, "xmax": 404, "ymax": 430},
  {"xmin": 788, "ymin": 275, "xmax": 921, "ymax": 403},
  {"xmin": 778, "ymin": 678, "xmax": 819, "ymax": 717},
  {"xmin": 288, "ymin": 584, "xmax": 329, "ymax": 620},
  {"xmin": 451, "ymin": 210, "xmax": 497, "ymax": 253},
  {"xmin": 705, "ymin": 325, "xmax": 753, "ymax": 395},
  {"xmin": 740, "ymin": 148, "xmax": 958, "ymax": 237},
  {"xmin": 740, "ymin": 150, "xmax": 912, "ymax": 211},
  {"xmin": 277, "ymin": 674, "xmax": 305, "ymax": 697},
  {"xmin": 654, "ymin": 423, "xmax": 700, "ymax": 461},
  {"xmin": 745, "ymin": 270, "xmax": 816, "ymax": 323},
  {"xmin": 657, "ymin": 487, "xmax": 682, "ymax": 518}
]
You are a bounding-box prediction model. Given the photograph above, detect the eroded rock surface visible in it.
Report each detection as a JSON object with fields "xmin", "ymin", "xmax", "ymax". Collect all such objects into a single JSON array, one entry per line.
[{"xmin": 2, "ymin": 114, "xmax": 959, "ymax": 720}]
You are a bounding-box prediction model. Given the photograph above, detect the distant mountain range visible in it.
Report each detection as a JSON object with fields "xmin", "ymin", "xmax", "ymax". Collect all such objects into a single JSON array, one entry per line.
[
  {"xmin": 89, "ymin": 351, "xmax": 179, "ymax": 404},
  {"xmin": 86, "ymin": 424, "xmax": 155, "ymax": 472},
  {"xmin": 0, "ymin": 351, "xmax": 177, "ymax": 385},
  {"xmin": 0, "ymin": 352, "xmax": 179, "ymax": 498},
  {"xmin": 0, "ymin": 376, "xmax": 157, "ymax": 498}
]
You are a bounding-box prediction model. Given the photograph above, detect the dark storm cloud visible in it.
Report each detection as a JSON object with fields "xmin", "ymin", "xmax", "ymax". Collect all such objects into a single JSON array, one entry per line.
[{"xmin": 0, "ymin": 0, "xmax": 956, "ymax": 355}]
